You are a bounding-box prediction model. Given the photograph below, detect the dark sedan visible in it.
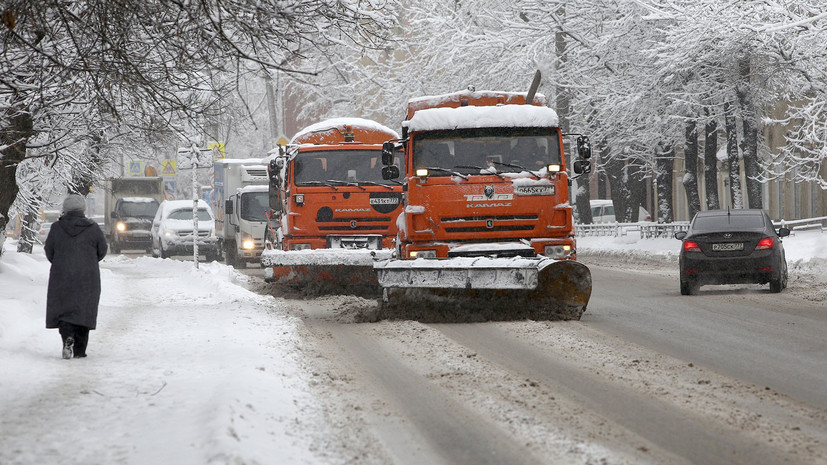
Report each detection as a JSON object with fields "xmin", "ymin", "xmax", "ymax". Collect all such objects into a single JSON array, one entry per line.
[{"xmin": 675, "ymin": 209, "xmax": 790, "ymax": 295}]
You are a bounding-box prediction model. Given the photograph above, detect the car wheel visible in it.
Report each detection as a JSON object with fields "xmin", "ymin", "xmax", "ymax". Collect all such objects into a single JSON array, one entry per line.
[
  {"xmin": 160, "ymin": 247, "xmax": 170, "ymax": 259},
  {"xmin": 769, "ymin": 276, "xmax": 783, "ymax": 293},
  {"xmin": 680, "ymin": 279, "xmax": 695, "ymax": 296}
]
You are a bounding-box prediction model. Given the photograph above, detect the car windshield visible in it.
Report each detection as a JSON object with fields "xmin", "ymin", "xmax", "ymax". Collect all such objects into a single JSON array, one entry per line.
[
  {"xmin": 412, "ymin": 127, "xmax": 562, "ymax": 176},
  {"xmin": 119, "ymin": 200, "xmax": 159, "ymax": 217},
  {"xmin": 167, "ymin": 208, "xmax": 212, "ymax": 221},
  {"xmin": 293, "ymin": 149, "xmax": 402, "ymax": 186},
  {"xmin": 692, "ymin": 213, "xmax": 765, "ymax": 231},
  {"xmin": 240, "ymin": 191, "xmax": 269, "ymax": 221}
]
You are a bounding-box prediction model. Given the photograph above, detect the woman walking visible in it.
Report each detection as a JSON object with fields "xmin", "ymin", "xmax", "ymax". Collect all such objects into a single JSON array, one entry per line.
[{"xmin": 45, "ymin": 194, "xmax": 108, "ymax": 359}]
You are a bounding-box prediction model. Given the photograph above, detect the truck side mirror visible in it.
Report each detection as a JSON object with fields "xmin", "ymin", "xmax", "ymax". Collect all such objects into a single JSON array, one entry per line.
[
  {"xmin": 382, "ymin": 165, "xmax": 400, "ymax": 180},
  {"xmin": 225, "ymin": 199, "xmax": 234, "ymax": 215},
  {"xmin": 110, "ymin": 211, "xmax": 117, "ymax": 218},
  {"xmin": 576, "ymin": 135, "xmax": 592, "ymax": 159},
  {"xmin": 573, "ymin": 160, "xmax": 591, "ymax": 175},
  {"xmin": 382, "ymin": 142, "xmax": 395, "ymax": 166}
]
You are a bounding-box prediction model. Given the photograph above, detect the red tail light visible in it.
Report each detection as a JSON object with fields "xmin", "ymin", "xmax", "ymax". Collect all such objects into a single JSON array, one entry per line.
[
  {"xmin": 683, "ymin": 240, "xmax": 700, "ymax": 252},
  {"xmin": 755, "ymin": 237, "xmax": 774, "ymax": 250}
]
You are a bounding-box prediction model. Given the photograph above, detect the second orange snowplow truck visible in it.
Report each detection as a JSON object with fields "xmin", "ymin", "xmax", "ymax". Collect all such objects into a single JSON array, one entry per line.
[
  {"xmin": 261, "ymin": 118, "xmax": 403, "ymax": 294},
  {"xmin": 374, "ymin": 87, "xmax": 593, "ymax": 321}
]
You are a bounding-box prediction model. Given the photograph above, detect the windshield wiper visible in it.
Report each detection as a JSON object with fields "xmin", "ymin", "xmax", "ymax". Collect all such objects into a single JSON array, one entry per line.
[
  {"xmin": 356, "ymin": 180, "xmax": 396, "ymax": 190},
  {"xmin": 424, "ymin": 167, "xmax": 469, "ymax": 180},
  {"xmin": 323, "ymin": 179, "xmax": 366, "ymax": 190},
  {"xmin": 454, "ymin": 165, "xmax": 506, "ymax": 180},
  {"xmin": 491, "ymin": 161, "xmax": 542, "ymax": 179},
  {"xmin": 299, "ymin": 180, "xmax": 338, "ymax": 190}
]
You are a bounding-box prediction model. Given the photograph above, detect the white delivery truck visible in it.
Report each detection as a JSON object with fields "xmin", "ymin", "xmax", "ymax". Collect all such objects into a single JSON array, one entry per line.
[{"xmin": 213, "ymin": 158, "xmax": 270, "ymax": 266}]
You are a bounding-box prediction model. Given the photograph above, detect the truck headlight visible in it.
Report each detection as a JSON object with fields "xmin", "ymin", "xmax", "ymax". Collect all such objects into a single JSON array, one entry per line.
[
  {"xmin": 410, "ymin": 250, "xmax": 436, "ymax": 259},
  {"xmin": 242, "ymin": 236, "xmax": 255, "ymax": 249},
  {"xmin": 544, "ymin": 245, "xmax": 572, "ymax": 258},
  {"xmin": 116, "ymin": 222, "xmax": 126, "ymax": 232},
  {"xmin": 290, "ymin": 243, "xmax": 311, "ymax": 251}
]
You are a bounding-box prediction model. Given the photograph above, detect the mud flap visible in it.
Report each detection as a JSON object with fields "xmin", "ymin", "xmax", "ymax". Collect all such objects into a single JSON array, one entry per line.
[{"xmin": 376, "ymin": 260, "xmax": 592, "ymax": 322}]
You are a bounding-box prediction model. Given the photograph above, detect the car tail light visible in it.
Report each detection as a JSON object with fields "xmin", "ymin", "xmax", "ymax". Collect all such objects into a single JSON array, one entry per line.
[
  {"xmin": 755, "ymin": 237, "xmax": 774, "ymax": 250},
  {"xmin": 683, "ymin": 241, "xmax": 700, "ymax": 252}
]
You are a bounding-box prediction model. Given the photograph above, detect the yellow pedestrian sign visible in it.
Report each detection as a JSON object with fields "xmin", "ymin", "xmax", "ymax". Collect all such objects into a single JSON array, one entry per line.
[
  {"xmin": 161, "ymin": 159, "xmax": 177, "ymax": 177},
  {"xmin": 207, "ymin": 141, "xmax": 225, "ymax": 159}
]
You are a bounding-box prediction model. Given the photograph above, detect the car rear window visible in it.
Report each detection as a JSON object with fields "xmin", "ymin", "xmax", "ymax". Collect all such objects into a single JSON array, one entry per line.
[{"xmin": 692, "ymin": 214, "xmax": 765, "ymax": 231}]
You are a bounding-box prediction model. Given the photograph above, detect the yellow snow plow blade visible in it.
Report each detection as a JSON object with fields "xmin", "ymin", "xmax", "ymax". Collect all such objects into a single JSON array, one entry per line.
[
  {"xmin": 374, "ymin": 258, "xmax": 591, "ymax": 322},
  {"xmin": 261, "ymin": 249, "xmax": 392, "ymax": 296}
]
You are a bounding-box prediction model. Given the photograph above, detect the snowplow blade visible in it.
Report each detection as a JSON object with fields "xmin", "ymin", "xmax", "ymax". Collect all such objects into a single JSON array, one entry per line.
[
  {"xmin": 261, "ymin": 249, "xmax": 392, "ymax": 296},
  {"xmin": 374, "ymin": 258, "xmax": 591, "ymax": 322}
]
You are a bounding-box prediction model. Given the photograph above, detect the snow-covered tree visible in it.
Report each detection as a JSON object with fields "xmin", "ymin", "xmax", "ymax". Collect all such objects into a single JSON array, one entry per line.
[{"xmin": 0, "ymin": 0, "xmax": 395, "ymax": 251}]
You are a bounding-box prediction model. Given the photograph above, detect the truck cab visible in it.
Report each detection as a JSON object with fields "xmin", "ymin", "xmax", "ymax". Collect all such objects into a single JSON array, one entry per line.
[{"xmin": 109, "ymin": 197, "xmax": 160, "ymax": 253}]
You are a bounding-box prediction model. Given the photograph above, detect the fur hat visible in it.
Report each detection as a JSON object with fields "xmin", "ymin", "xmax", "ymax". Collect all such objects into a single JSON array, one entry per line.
[{"xmin": 62, "ymin": 194, "xmax": 86, "ymax": 213}]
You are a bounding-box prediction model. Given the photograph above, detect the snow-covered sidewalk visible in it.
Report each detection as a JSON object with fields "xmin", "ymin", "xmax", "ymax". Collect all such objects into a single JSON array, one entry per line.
[{"xmin": 0, "ymin": 248, "xmax": 328, "ymax": 465}]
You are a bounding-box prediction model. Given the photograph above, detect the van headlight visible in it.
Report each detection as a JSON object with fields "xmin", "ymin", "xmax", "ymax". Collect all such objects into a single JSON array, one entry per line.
[{"xmin": 116, "ymin": 222, "xmax": 126, "ymax": 232}]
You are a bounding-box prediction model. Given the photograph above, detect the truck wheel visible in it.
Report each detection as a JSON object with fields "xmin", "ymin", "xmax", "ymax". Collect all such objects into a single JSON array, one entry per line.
[
  {"xmin": 225, "ymin": 246, "xmax": 237, "ymax": 267},
  {"xmin": 111, "ymin": 243, "xmax": 120, "ymax": 254}
]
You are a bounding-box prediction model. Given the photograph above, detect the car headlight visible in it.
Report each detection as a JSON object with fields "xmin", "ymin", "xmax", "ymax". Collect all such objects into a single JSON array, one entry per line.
[
  {"xmin": 164, "ymin": 230, "xmax": 175, "ymax": 237},
  {"xmin": 116, "ymin": 222, "xmax": 126, "ymax": 232},
  {"xmin": 410, "ymin": 250, "xmax": 436, "ymax": 259}
]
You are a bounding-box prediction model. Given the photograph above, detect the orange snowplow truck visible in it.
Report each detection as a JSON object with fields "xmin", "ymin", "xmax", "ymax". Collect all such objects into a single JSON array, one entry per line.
[
  {"xmin": 261, "ymin": 118, "xmax": 403, "ymax": 294},
  {"xmin": 374, "ymin": 87, "xmax": 594, "ymax": 321}
]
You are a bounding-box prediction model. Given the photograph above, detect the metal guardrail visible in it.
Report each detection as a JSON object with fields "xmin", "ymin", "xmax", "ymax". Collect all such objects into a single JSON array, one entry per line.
[
  {"xmin": 776, "ymin": 216, "xmax": 827, "ymax": 234},
  {"xmin": 576, "ymin": 222, "xmax": 690, "ymax": 238},
  {"xmin": 577, "ymin": 215, "xmax": 827, "ymax": 239}
]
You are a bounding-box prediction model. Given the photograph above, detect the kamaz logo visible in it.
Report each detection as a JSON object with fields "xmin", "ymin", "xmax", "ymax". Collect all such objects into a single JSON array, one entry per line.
[
  {"xmin": 369, "ymin": 198, "xmax": 400, "ymax": 205},
  {"xmin": 467, "ymin": 202, "xmax": 512, "ymax": 208},
  {"xmin": 336, "ymin": 208, "xmax": 371, "ymax": 212},
  {"xmin": 464, "ymin": 194, "xmax": 513, "ymax": 201}
]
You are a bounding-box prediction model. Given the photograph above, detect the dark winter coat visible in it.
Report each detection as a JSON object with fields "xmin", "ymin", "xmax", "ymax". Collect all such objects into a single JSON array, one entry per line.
[{"xmin": 45, "ymin": 211, "xmax": 108, "ymax": 329}]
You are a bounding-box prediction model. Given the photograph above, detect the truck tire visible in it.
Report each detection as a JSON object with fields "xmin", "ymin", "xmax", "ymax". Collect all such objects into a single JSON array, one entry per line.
[
  {"xmin": 225, "ymin": 242, "xmax": 237, "ymax": 267},
  {"xmin": 111, "ymin": 242, "xmax": 120, "ymax": 254}
]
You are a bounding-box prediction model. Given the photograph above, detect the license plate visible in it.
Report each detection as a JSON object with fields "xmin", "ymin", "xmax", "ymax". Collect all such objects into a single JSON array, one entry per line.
[{"xmin": 712, "ymin": 242, "xmax": 744, "ymax": 251}]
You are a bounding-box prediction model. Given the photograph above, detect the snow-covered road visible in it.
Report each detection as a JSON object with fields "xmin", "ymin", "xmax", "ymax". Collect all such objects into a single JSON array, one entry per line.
[{"xmin": 2, "ymin": 228, "xmax": 826, "ymax": 464}]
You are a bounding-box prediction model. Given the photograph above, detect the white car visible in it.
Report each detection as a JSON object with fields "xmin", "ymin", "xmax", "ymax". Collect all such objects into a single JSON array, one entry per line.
[
  {"xmin": 36, "ymin": 222, "xmax": 52, "ymax": 244},
  {"xmin": 589, "ymin": 199, "xmax": 652, "ymax": 223},
  {"xmin": 150, "ymin": 199, "xmax": 219, "ymax": 260}
]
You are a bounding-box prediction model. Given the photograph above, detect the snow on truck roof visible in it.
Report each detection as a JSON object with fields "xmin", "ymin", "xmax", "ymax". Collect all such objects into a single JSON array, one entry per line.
[
  {"xmin": 405, "ymin": 104, "xmax": 560, "ymax": 133},
  {"xmin": 290, "ymin": 117, "xmax": 399, "ymax": 145}
]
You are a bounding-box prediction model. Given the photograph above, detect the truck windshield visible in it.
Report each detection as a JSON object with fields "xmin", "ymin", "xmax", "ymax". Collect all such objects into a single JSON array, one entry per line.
[
  {"xmin": 118, "ymin": 200, "xmax": 159, "ymax": 217},
  {"xmin": 412, "ymin": 128, "xmax": 562, "ymax": 176},
  {"xmin": 293, "ymin": 149, "xmax": 403, "ymax": 186},
  {"xmin": 240, "ymin": 191, "xmax": 269, "ymax": 222}
]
